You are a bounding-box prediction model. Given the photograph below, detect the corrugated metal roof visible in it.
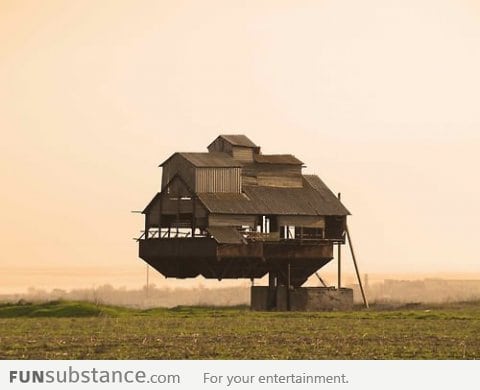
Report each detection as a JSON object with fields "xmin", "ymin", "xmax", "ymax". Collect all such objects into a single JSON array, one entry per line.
[
  {"xmin": 254, "ymin": 154, "xmax": 303, "ymax": 165},
  {"xmin": 300, "ymin": 175, "xmax": 351, "ymax": 215},
  {"xmin": 198, "ymin": 192, "xmax": 258, "ymax": 214},
  {"xmin": 217, "ymin": 135, "xmax": 257, "ymax": 148},
  {"xmin": 206, "ymin": 226, "xmax": 246, "ymax": 244},
  {"xmin": 197, "ymin": 175, "xmax": 350, "ymax": 216},
  {"xmin": 160, "ymin": 152, "xmax": 242, "ymax": 168}
]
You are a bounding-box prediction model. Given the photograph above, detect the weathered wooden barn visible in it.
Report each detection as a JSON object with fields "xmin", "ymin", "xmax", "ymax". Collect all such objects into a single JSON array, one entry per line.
[{"xmin": 139, "ymin": 135, "xmax": 354, "ymax": 310}]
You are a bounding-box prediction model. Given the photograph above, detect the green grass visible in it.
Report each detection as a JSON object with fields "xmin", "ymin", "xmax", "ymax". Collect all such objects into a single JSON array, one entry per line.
[
  {"xmin": 1, "ymin": 300, "xmax": 480, "ymax": 359},
  {"xmin": 0, "ymin": 301, "xmax": 136, "ymax": 318}
]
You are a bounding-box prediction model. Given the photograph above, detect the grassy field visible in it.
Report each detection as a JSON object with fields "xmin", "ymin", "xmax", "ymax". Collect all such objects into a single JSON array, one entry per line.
[{"xmin": 1, "ymin": 300, "xmax": 480, "ymax": 359}]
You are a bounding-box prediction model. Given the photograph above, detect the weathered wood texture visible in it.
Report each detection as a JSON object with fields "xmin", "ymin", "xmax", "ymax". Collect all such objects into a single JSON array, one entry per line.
[
  {"xmin": 242, "ymin": 163, "xmax": 302, "ymax": 188},
  {"xmin": 141, "ymin": 135, "xmax": 351, "ymax": 289},
  {"xmin": 196, "ymin": 167, "xmax": 241, "ymax": 193},
  {"xmin": 232, "ymin": 146, "xmax": 254, "ymax": 162},
  {"xmin": 207, "ymin": 135, "xmax": 259, "ymax": 162},
  {"xmin": 145, "ymin": 178, "xmax": 208, "ymax": 227},
  {"xmin": 163, "ymin": 155, "xmax": 241, "ymax": 193},
  {"xmin": 209, "ymin": 214, "xmax": 256, "ymax": 227},
  {"xmin": 207, "ymin": 136, "xmax": 233, "ymax": 154},
  {"xmin": 325, "ymin": 216, "xmax": 346, "ymax": 240},
  {"xmin": 162, "ymin": 154, "xmax": 196, "ymax": 191},
  {"xmin": 140, "ymin": 238, "xmax": 334, "ymax": 285},
  {"xmin": 277, "ymin": 215, "xmax": 325, "ymax": 228}
]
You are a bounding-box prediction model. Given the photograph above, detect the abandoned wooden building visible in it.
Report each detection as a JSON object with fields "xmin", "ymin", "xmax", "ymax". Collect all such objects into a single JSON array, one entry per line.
[{"xmin": 139, "ymin": 135, "xmax": 354, "ymax": 310}]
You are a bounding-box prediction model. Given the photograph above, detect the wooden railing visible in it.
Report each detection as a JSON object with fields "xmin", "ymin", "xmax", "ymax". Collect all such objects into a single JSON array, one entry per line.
[
  {"xmin": 135, "ymin": 229, "xmax": 203, "ymax": 241},
  {"xmin": 136, "ymin": 229, "xmax": 343, "ymax": 243}
]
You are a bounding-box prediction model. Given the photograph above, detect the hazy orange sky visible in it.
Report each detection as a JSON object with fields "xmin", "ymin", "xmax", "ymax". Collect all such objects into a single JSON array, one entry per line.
[{"xmin": 1, "ymin": 0, "xmax": 480, "ymax": 293}]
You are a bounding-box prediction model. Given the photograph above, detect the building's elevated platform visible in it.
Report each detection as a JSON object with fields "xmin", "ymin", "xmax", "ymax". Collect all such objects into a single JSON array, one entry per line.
[{"xmin": 139, "ymin": 237, "xmax": 334, "ymax": 287}]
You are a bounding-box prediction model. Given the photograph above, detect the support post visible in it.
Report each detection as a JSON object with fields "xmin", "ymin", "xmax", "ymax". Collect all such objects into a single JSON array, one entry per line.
[
  {"xmin": 337, "ymin": 242, "xmax": 341, "ymax": 289},
  {"xmin": 314, "ymin": 272, "xmax": 328, "ymax": 287},
  {"xmin": 267, "ymin": 271, "xmax": 276, "ymax": 310},
  {"xmin": 346, "ymin": 225, "xmax": 369, "ymax": 308},
  {"xmin": 286, "ymin": 263, "xmax": 291, "ymax": 311},
  {"xmin": 337, "ymin": 192, "xmax": 341, "ymax": 289}
]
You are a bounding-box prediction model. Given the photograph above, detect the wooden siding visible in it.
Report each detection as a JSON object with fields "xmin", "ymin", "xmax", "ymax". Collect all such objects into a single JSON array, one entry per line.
[
  {"xmin": 243, "ymin": 163, "xmax": 301, "ymax": 176},
  {"xmin": 209, "ymin": 138, "xmax": 254, "ymax": 162},
  {"xmin": 161, "ymin": 154, "xmax": 195, "ymax": 191},
  {"xmin": 242, "ymin": 175, "xmax": 258, "ymax": 186},
  {"xmin": 325, "ymin": 215, "xmax": 346, "ymax": 239},
  {"xmin": 232, "ymin": 146, "xmax": 253, "ymax": 162},
  {"xmin": 209, "ymin": 214, "xmax": 256, "ymax": 227},
  {"xmin": 277, "ymin": 216, "xmax": 325, "ymax": 228},
  {"xmin": 242, "ymin": 163, "xmax": 302, "ymax": 188},
  {"xmin": 146, "ymin": 199, "xmax": 160, "ymax": 227},
  {"xmin": 257, "ymin": 174, "xmax": 303, "ymax": 188},
  {"xmin": 207, "ymin": 137, "xmax": 232, "ymax": 154},
  {"xmin": 147, "ymin": 198, "xmax": 208, "ymax": 227},
  {"xmin": 163, "ymin": 155, "xmax": 241, "ymax": 193},
  {"xmin": 196, "ymin": 168, "xmax": 241, "ymax": 193},
  {"xmin": 146, "ymin": 176, "xmax": 208, "ymax": 227}
]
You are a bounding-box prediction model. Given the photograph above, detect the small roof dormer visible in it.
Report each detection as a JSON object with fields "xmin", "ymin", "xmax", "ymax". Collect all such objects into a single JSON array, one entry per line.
[{"xmin": 207, "ymin": 134, "xmax": 261, "ymax": 162}]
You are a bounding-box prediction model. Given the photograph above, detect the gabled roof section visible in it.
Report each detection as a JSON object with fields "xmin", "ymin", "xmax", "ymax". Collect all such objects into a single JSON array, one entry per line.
[
  {"xmin": 159, "ymin": 152, "xmax": 242, "ymax": 168},
  {"xmin": 254, "ymin": 154, "xmax": 303, "ymax": 165},
  {"xmin": 197, "ymin": 175, "xmax": 350, "ymax": 216},
  {"xmin": 142, "ymin": 192, "xmax": 161, "ymax": 214},
  {"xmin": 143, "ymin": 174, "xmax": 195, "ymax": 213},
  {"xmin": 209, "ymin": 134, "xmax": 258, "ymax": 148}
]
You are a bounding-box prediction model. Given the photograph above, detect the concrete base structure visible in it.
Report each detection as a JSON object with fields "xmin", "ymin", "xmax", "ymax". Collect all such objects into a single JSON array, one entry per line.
[{"xmin": 251, "ymin": 286, "xmax": 353, "ymax": 311}]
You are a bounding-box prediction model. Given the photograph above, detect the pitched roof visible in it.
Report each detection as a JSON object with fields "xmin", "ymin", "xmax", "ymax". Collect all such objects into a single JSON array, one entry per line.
[
  {"xmin": 197, "ymin": 192, "xmax": 258, "ymax": 214},
  {"xmin": 159, "ymin": 152, "xmax": 242, "ymax": 168},
  {"xmin": 197, "ymin": 175, "xmax": 350, "ymax": 216},
  {"xmin": 206, "ymin": 226, "xmax": 246, "ymax": 244},
  {"xmin": 254, "ymin": 154, "xmax": 303, "ymax": 165},
  {"xmin": 214, "ymin": 135, "xmax": 258, "ymax": 148},
  {"xmin": 142, "ymin": 192, "xmax": 161, "ymax": 213},
  {"xmin": 302, "ymin": 175, "xmax": 351, "ymax": 215}
]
